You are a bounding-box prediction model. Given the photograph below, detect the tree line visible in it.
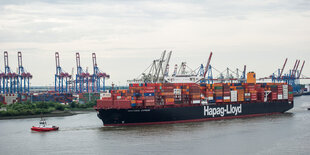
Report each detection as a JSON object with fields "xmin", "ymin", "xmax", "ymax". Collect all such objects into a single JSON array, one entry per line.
[{"xmin": 0, "ymin": 100, "xmax": 96, "ymax": 116}]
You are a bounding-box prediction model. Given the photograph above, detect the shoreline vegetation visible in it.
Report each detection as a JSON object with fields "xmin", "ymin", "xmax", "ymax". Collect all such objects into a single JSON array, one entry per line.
[{"xmin": 0, "ymin": 101, "xmax": 96, "ymax": 120}]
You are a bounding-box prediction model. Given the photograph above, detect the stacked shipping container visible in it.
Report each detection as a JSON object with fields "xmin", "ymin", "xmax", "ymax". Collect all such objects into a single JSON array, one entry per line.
[{"xmin": 96, "ymin": 82, "xmax": 293, "ymax": 109}]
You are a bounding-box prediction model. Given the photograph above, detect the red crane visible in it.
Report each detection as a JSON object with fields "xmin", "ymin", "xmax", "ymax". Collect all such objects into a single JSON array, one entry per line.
[
  {"xmin": 203, "ymin": 52, "xmax": 213, "ymax": 78},
  {"xmin": 279, "ymin": 58, "xmax": 288, "ymax": 78},
  {"xmin": 298, "ymin": 61, "xmax": 305, "ymax": 79}
]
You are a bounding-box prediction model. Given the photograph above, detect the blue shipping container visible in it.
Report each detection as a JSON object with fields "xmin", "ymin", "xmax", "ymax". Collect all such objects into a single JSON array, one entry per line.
[
  {"xmin": 133, "ymin": 93, "xmax": 141, "ymax": 97},
  {"xmin": 144, "ymin": 93, "xmax": 155, "ymax": 96},
  {"xmin": 216, "ymin": 96, "xmax": 223, "ymax": 100}
]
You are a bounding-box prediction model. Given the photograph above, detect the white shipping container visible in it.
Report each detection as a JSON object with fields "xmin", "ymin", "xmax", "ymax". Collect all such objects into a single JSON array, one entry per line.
[
  {"xmin": 305, "ymin": 85, "xmax": 310, "ymax": 93},
  {"xmin": 100, "ymin": 93, "xmax": 111, "ymax": 98},
  {"xmin": 73, "ymin": 94, "xmax": 79, "ymax": 102},
  {"xmin": 283, "ymin": 86, "xmax": 288, "ymax": 99},
  {"xmin": 231, "ymin": 98, "xmax": 238, "ymax": 102},
  {"xmin": 230, "ymin": 91, "xmax": 237, "ymax": 101},
  {"xmin": 208, "ymin": 97, "xmax": 214, "ymax": 100},
  {"xmin": 231, "ymin": 91, "xmax": 237, "ymax": 94},
  {"xmin": 4, "ymin": 94, "xmax": 18, "ymax": 105},
  {"xmin": 223, "ymin": 96, "xmax": 230, "ymax": 100},
  {"xmin": 174, "ymin": 89, "xmax": 181, "ymax": 95},
  {"xmin": 278, "ymin": 95, "xmax": 283, "ymax": 100},
  {"xmin": 192, "ymin": 100, "xmax": 200, "ymax": 104},
  {"xmin": 116, "ymin": 96, "xmax": 122, "ymax": 99},
  {"xmin": 245, "ymin": 93, "xmax": 251, "ymax": 96}
]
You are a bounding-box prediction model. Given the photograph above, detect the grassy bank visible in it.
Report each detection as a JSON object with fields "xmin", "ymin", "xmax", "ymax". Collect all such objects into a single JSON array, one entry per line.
[
  {"xmin": 0, "ymin": 100, "xmax": 96, "ymax": 117},
  {"xmin": 0, "ymin": 110, "xmax": 75, "ymax": 120}
]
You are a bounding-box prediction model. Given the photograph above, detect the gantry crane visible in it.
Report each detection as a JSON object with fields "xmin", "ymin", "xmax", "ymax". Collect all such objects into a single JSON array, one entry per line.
[
  {"xmin": 75, "ymin": 52, "xmax": 90, "ymax": 93},
  {"xmin": 92, "ymin": 53, "xmax": 109, "ymax": 92},
  {"xmin": 17, "ymin": 52, "xmax": 32, "ymax": 94},
  {"xmin": 259, "ymin": 58, "xmax": 310, "ymax": 93},
  {"xmin": 55, "ymin": 52, "xmax": 71, "ymax": 93},
  {"xmin": 132, "ymin": 50, "xmax": 172, "ymax": 83},
  {"xmin": 3, "ymin": 51, "xmax": 18, "ymax": 94}
]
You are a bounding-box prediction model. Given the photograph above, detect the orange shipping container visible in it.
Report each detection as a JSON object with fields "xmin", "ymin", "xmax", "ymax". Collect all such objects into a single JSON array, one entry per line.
[{"xmin": 165, "ymin": 98, "xmax": 174, "ymax": 103}]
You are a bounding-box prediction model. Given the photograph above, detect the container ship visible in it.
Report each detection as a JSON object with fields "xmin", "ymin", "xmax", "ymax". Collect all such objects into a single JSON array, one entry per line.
[{"xmin": 95, "ymin": 52, "xmax": 294, "ymax": 126}]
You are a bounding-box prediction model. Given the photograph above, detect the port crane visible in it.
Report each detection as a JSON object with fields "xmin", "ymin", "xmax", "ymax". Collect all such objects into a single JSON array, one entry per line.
[
  {"xmin": 3, "ymin": 51, "xmax": 18, "ymax": 94},
  {"xmin": 259, "ymin": 58, "xmax": 310, "ymax": 93},
  {"xmin": 17, "ymin": 52, "xmax": 32, "ymax": 94},
  {"xmin": 134, "ymin": 51, "xmax": 247, "ymax": 84},
  {"xmin": 55, "ymin": 52, "xmax": 71, "ymax": 93},
  {"xmin": 132, "ymin": 50, "xmax": 172, "ymax": 83},
  {"xmin": 197, "ymin": 52, "xmax": 246, "ymax": 84},
  {"xmin": 91, "ymin": 53, "xmax": 109, "ymax": 92},
  {"xmin": 75, "ymin": 52, "xmax": 90, "ymax": 93}
]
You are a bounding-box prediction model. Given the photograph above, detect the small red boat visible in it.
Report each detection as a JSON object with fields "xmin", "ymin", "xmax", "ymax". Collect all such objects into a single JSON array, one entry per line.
[{"xmin": 31, "ymin": 118, "xmax": 59, "ymax": 132}]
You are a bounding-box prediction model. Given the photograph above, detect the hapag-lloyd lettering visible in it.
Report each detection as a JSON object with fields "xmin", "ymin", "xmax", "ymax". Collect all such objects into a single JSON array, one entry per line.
[{"xmin": 204, "ymin": 104, "xmax": 242, "ymax": 117}]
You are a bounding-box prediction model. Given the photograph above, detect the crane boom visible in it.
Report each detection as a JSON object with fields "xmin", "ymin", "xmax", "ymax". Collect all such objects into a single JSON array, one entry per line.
[
  {"xmin": 92, "ymin": 53, "xmax": 97, "ymax": 74},
  {"xmin": 4, "ymin": 51, "xmax": 9, "ymax": 73},
  {"xmin": 164, "ymin": 51, "xmax": 172, "ymax": 76},
  {"xmin": 92, "ymin": 53, "xmax": 97, "ymax": 67},
  {"xmin": 243, "ymin": 65, "xmax": 246, "ymax": 79},
  {"xmin": 76, "ymin": 52, "xmax": 81, "ymax": 75},
  {"xmin": 155, "ymin": 50, "xmax": 166, "ymax": 82},
  {"xmin": 203, "ymin": 52, "xmax": 213, "ymax": 78},
  {"xmin": 279, "ymin": 58, "xmax": 287, "ymax": 78},
  {"xmin": 291, "ymin": 60, "xmax": 298, "ymax": 78},
  {"xmin": 297, "ymin": 61, "xmax": 305, "ymax": 79},
  {"xmin": 18, "ymin": 51, "xmax": 22, "ymax": 68},
  {"xmin": 293, "ymin": 60, "xmax": 300, "ymax": 78},
  {"xmin": 55, "ymin": 52, "xmax": 60, "ymax": 67}
]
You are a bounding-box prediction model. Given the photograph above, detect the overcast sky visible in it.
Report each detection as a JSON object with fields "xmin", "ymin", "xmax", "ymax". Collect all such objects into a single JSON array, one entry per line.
[{"xmin": 0, "ymin": 0, "xmax": 309, "ymax": 86}]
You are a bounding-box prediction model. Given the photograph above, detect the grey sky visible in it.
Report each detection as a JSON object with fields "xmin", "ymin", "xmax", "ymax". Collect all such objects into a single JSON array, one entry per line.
[{"xmin": 0, "ymin": 0, "xmax": 309, "ymax": 86}]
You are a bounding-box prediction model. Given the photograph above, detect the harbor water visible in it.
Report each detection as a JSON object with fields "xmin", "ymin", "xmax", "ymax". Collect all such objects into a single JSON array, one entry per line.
[{"xmin": 0, "ymin": 96, "xmax": 310, "ymax": 155}]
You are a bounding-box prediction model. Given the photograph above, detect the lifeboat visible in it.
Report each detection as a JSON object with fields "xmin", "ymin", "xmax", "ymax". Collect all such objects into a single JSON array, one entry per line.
[{"xmin": 31, "ymin": 118, "xmax": 59, "ymax": 132}]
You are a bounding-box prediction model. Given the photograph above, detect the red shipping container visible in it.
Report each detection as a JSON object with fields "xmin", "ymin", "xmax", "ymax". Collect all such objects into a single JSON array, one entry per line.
[
  {"xmin": 145, "ymin": 102, "xmax": 156, "ymax": 106},
  {"xmin": 165, "ymin": 102, "xmax": 174, "ymax": 105},
  {"xmin": 136, "ymin": 100, "xmax": 143, "ymax": 104},
  {"xmin": 144, "ymin": 96, "xmax": 155, "ymax": 100},
  {"xmin": 271, "ymin": 92, "xmax": 277, "ymax": 100},
  {"xmin": 215, "ymin": 99, "xmax": 223, "ymax": 103},
  {"xmin": 145, "ymin": 86, "xmax": 155, "ymax": 90},
  {"xmin": 144, "ymin": 89, "xmax": 155, "ymax": 93},
  {"xmin": 145, "ymin": 99, "xmax": 155, "ymax": 102},
  {"xmin": 250, "ymin": 93, "xmax": 257, "ymax": 101}
]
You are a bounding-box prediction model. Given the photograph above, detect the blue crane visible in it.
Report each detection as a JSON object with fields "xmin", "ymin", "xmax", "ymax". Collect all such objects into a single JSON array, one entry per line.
[
  {"xmin": 17, "ymin": 52, "xmax": 32, "ymax": 94},
  {"xmin": 55, "ymin": 52, "xmax": 71, "ymax": 93},
  {"xmin": 75, "ymin": 52, "xmax": 90, "ymax": 93},
  {"xmin": 91, "ymin": 53, "xmax": 109, "ymax": 92}
]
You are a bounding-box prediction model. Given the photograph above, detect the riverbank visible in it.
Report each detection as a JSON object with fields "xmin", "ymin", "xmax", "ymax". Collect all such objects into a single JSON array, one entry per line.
[{"xmin": 0, "ymin": 109, "xmax": 95, "ymax": 120}]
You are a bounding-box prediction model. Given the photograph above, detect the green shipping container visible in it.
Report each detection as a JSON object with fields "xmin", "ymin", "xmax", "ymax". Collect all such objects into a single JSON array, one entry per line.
[{"xmin": 214, "ymin": 86, "xmax": 223, "ymax": 90}]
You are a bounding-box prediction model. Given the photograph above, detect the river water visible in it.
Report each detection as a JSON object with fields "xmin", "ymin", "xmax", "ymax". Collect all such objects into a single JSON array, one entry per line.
[{"xmin": 0, "ymin": 96, "xmax": 310, "ymax": 155}]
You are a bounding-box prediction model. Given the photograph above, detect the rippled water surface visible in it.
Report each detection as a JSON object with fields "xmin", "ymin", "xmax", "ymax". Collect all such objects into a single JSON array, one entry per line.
[{"xmin": 1, "ymin": 96, "xmax": 310, "ymax": 155}]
